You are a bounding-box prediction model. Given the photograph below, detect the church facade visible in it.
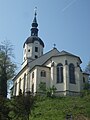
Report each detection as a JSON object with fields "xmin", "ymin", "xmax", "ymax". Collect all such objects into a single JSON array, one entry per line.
[{"xmin": 13, "ymin": 12, "xmax": 88, "ymax": 96}]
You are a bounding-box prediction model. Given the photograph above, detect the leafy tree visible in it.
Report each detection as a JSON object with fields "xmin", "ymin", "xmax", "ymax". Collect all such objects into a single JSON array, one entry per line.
[
  {"xmin": 0, "ymin": 96, "xmax": 10, "ymax": 120},
  {"xmin": 85, "ymin": 61, "xmax": 90, "ymax": 74},
  {"xmin": 85, "ymin": 61, "xmax": 90, "ymax": 81},
  {"xmin": 10, "ymin": 93, "xmax": 35, "ymax": 120},
  {"xmin": 84, "ymin": 82, "xmax": 90, "ymax": 90},
  {"xmin": 0, "ymin": 41, "xmax": 17, "ymax": 98},
  {"xmin": 39, "ymin": 82, "xmax": 46, "ymax": 93},
  {"xmin": 46, "ymin": 85, "xmax": 57, "ymax": 97},
  {"xmin": 38, "ymin": 82, "xmax": 57, "ymax": 97}
]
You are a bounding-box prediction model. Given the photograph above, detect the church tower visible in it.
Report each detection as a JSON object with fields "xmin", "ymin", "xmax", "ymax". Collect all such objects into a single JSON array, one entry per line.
[{"xmin": 23, "ymin": 10, "xmax": 44, "ymax": 66}]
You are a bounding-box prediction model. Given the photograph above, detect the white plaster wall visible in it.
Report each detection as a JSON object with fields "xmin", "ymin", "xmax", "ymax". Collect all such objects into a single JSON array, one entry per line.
[
  {"xmin": 14, "ymin": 49, "xmax": 83, "ymax": 96},
  {"xmin": 36, "ymin": 66, "xmax": 50, "ymax": 91},
  {"xmin": 44, "ymin": 55, "xmax": 82, "ymax": 94},
  {"xmin": 23, "ymin": 41, "xmax": 43, "ymax": 61},
  {"xmin": 29, "ymin": 67, "xmax": 50, "ymax": 93},
  {"xmin": 13, "ymin": 67, "xmax": 29, "ymax": 96}
]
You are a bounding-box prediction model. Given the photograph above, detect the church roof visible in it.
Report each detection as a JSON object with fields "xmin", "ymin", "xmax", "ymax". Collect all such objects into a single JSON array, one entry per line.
[
  {"xmin": 82, "ymin": 72, "xmax": 90, "ymax": 75},
  {"xmin": 13, "ymin": 48, "xmax": 59, "ymax": 81},
  {"xmin": 56, "ymin": 50, "xmax": 82, "ymax": 63},
  {"xmin": 28, "ymin": 48, "xmax": 59, "ymax": 71},
  {"xmin": 13, "ymin": 49, "xmax": 82, "ymax": 81},
  {"xmin": 23, "ymin": 36, "xmax": 44, "ymax": 48},
  {"xmin": 58, "ymin": 50, "xmax": 76, "ymax": 56}
]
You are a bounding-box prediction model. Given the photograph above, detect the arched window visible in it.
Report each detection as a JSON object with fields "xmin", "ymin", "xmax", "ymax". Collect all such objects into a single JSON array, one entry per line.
[
  {"xmin": 69, "ymin": 63, "xmax": 75, "ymax": 84},
  {"xmin": 23, "ymin": 74, "xmax": 26, "ymax": 93},
  {"xmin": 32, "ymin": 83, "xmax": 34, "ymax": 93},
  {"xmin": 32, "ymin": 72, "xmax": 34, "ymax": 79},
  {"xmin": 57, "ymin": 63, "xmax": 63, "ymax": 83},
  {"xmin": 41, "ymin": 70, "xmax": 46, "ymax": 77},
  {"xmin": 14, "ymin": 82, "xmax": 17, "ymax": 96},
  {"xmin": 83, "ymin": 77, "xmax": 85, "ymax": 83},
  {"xmin": 19, "ymin": 78, "xmax": 21, "ymax": 94}
]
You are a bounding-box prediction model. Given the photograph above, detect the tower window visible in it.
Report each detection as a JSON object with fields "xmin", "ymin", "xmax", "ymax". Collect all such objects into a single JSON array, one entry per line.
[
  {"xmin": 28, "ymin": 49, "xmax": 30, "ymax": 52},
  {"xmin": 35, "ymin": 47, "xmax": 38, "ymax": 52},
  {"xmin": 35, "ymin": 55, "xmax": 38, "ymax": 58}
]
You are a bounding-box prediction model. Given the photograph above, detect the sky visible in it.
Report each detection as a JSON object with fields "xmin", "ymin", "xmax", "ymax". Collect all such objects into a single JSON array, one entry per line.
[{"xmin": 0, "ymin": 0, "xmax": 90, "ymax": 72}]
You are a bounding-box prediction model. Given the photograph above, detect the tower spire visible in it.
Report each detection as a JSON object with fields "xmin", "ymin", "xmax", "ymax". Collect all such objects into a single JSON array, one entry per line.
[
  {"xmin": 35, "ymin": 7, "xmax": 37, "ymax": 16},
  {"xmin": 31, "ymin": 7, "xmax": 38, "ymax": 36},
  {"xmin": 33, "ymin": 7, "xmax": 37, "ymax": 23}
]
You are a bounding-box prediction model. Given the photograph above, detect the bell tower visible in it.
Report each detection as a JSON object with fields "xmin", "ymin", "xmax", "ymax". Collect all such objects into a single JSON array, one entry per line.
[{"xmin": 22, "ymin": 9, "xmax": 44, "ymax": 68}]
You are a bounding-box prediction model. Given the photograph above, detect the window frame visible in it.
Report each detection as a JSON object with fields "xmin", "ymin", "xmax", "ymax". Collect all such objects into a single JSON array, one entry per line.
[
  {"xmin": 57, "ymin": 63, "xmax": 63, "ymax": 83},
  {"xmin": 28, "ymin": 49, "xmax": 30, "ymax": 52},
  {"xmin": 14, "ymin": 82, "xmax": 17, "ymax": 96},
  {"xmin": 32, "ymin": 72, "xmax": 34, "ymax": 79},
  {"xmin": 69, "ymin": 63, "xmax": 75, "ymax": 84},
  {"xmin": 23, "ymin": 73, "xmax": 26, "ymax": 93},
  {"xmin": 35, "ymin": 47, "xmax": 38, "ymax": 52},
  {"xmin": 19, "ymin": 78, "xmax": 21, "ymax": 90},
  {"xmin": 41, "ymin": 70, "xmax": 46, "ymax": 77},
  {"xmin": 83, "ymin": 77, "xmax": 85, "ymax": 83},
  {"xmin": 35, "ymin": 55, "xmax": 38, "ymax": 58}
]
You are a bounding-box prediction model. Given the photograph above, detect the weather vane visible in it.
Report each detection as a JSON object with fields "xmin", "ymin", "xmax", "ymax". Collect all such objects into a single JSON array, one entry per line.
[{"xmin": 53, "ymin": 43, "xmax": 56, "ymax": 48}]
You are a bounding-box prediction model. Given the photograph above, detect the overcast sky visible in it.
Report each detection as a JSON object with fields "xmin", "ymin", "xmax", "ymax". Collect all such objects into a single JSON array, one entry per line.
[{"xmin": 0, "ymin": 0, "xmax": 90, "ymax": 72}]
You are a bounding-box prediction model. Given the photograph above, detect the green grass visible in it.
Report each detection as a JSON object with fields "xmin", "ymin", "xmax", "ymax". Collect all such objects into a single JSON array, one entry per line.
[{"xmin": 30, "ymin": 95, "xmax": 90, "ymax": 120}]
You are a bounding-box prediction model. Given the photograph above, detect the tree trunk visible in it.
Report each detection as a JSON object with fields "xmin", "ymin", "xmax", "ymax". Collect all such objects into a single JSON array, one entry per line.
[{"xmin": 0, "ymin": 72, "xmax": 7, "ymax": 98}]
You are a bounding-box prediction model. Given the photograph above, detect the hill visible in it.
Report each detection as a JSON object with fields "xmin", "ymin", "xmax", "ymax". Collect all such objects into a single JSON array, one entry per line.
[{"xmin": 30, "ymin": 94, "xmax": 90, "ymax": 120}]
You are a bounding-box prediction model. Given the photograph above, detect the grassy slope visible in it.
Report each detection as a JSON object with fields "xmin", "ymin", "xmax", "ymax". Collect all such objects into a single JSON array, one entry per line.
[{"xmin": 30, "ymin": 95, "xmax": 90, "ymax": 120}]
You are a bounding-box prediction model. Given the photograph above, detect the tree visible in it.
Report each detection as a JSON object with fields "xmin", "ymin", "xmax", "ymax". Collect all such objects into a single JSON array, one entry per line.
[
  {"xmin": 39, "ymin": 82, "xmax": 46, "ymax": 93},
  {"xmin": 46, "ymin": 85, "xmax": 57, "ymax": 97},
  {"xmin": 83, "ymin": 82, "xmax": 90, "ymax": 90},
  {"xmin": 0, "ymin": 41, "xmax": 17, "ymax": 98},
  {"xmin": 85, "ymin": 61, "xmax": 90, "ymax": 74},
  {"xmin": 10, "ymin": 93, "xmax": 35, "ymax": 120},
  {"xmin": 0, "ymin": 96, "xmax": 10, "ymax": 120},
  {"xmin": 38, "ymin": 82, "xmax": 57, "ymax": 97},
  {"xmin": 85, "ymin": 61, "xmax": 90, "ymax": 83}
]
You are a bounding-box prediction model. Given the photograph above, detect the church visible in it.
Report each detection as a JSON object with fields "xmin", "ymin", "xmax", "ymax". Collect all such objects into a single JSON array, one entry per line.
[{"xmin": 12, "ymin": 11, "xmax": 89, "ymax": 96}]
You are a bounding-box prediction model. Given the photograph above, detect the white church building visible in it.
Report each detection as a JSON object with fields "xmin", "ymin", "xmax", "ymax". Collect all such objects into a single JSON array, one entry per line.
[{"xmin": 12, "ymin": 11, "xmax": 89, "ymax": 96}]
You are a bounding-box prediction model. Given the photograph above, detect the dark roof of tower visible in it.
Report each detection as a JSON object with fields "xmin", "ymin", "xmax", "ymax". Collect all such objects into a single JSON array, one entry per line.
[{"xmin": 23, "ymin": 36, "xmax": 44, "ymax": 48}]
